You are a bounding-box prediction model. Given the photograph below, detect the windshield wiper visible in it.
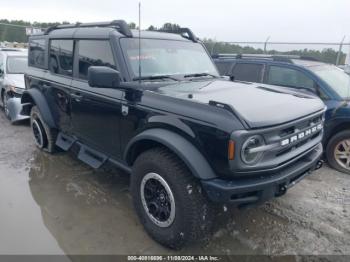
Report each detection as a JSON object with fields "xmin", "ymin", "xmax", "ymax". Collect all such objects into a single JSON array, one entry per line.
[
  {"xmin": 184, "ymin": 73, "xmax": 218, "ymax": 78},
  {"xmin": 133, "ymin": 75, "xmax": 179, "ymax": 81}
]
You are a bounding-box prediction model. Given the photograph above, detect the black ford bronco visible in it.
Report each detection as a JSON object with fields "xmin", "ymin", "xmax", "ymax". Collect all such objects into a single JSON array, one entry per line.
[{"xmin": 22, "ymin": 20, "xmax": 325, "ymax": 248}]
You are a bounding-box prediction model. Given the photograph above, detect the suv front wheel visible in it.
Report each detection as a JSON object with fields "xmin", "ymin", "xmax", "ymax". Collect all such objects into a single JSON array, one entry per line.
[
  {"xmin": 326, "ymin": 130, "xmax": 350, "ymax": 175},
  {"xmin": 130, "ymin": 147, "xmax": 215, "ymax": 249}
]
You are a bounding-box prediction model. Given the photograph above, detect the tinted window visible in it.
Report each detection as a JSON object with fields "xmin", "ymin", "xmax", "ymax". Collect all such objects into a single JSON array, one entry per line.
[
  {"xmin": 267, "ymin": 66, "xmax": 315, "ymax": 89},
  {"xmin": 29, "ymin": 39, "xmax": 46, "ymax": 68},
  {"xmin": 232, "ymin": 63, "xmax": 263, "ymax": 82},
  {"xmin": 215, "ymin": 61, "xmax": 233, "ymax": 75},
  {"xmin": 78, "ymin": 40, "xmax": 115, "ymax": 80},
  {"xmin": 49, "ymin": 40, "xmax": 74, "ymax": 76}
]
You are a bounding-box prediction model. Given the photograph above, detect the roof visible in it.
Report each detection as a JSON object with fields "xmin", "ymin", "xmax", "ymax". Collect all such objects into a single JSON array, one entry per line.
[
  {"xmin": 0, "ymin": 47, "xmax": 26, "ymax": 52},
  {"xmin": 45, "ymin": 28, "xmax": 192, "ymax": 43},
  {"xmin": 34, "ymin": 20, "xmax": 196, "ymax": 42},
  {"xmin": 46, "ymin": 27, "xmax": 190, "ymax": 41},
  {"xmin": 291, "ymin": 59, "xmax": 327, "ymax": 67},
  {"xmin": 213, "ymin": 53, "xmax": 328, "ymax": 68},
  {"xmin": 1, "ymin": 50, "xmax": 28, "ymax": 57}
]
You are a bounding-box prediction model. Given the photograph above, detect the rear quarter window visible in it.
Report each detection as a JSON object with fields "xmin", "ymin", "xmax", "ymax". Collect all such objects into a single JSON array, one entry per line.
[{"xmin": 29, "ymin": 38, "xmax": 47, "ymax": 69}]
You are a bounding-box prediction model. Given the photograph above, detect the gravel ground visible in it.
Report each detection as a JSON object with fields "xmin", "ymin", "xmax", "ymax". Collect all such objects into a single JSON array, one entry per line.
[{"xmin": 0, "ymin": 112, "xmax": 349, "ymax": 259}]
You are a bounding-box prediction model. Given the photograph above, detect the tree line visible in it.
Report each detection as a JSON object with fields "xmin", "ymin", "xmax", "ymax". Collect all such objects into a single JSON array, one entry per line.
[{"xmin": 0, "ymin": 19, "xmax": 346, "ymax": 64}]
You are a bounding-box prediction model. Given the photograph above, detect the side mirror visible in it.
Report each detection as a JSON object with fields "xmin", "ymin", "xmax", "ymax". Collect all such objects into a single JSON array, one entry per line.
[{"xmin": 88, "ymin": 66, "xmax": 121, "ymax": 88}]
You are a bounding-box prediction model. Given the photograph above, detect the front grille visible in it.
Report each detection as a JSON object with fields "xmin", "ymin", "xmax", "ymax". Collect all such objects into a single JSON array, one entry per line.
[
  {"xmin": 263, "ymin": 112, "xmax": 324, "ymax": 158},
  {"xmin": 230, "ymin": 110, "xmax": 324, "ymax": 174}
]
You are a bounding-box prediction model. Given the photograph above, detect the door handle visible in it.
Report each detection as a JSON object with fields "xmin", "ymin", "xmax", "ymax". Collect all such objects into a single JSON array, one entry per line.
[{"xmin": 71, "ymin": 93, "xmax": 83, "ymax": 102}]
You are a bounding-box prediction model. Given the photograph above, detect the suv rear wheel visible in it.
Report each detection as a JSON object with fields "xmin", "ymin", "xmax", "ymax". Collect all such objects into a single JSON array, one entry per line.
[
  {"xmin": 30, "ymin": 106, "xmax": 57, "ymax": 153},
  {"xmin": 326, "ymin": 130, "xmax": 350, "ymax": 175},
  {"xmin": 130, "ymin": 147, "xmax": 215, "ymax": 249}
]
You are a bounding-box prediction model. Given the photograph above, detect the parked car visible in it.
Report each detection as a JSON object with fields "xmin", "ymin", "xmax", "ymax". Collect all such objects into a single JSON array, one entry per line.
[
  {"xmin": 213, "ymin": 54, "xmax": 350, "ymax": 174},
  {"xmin": 0, "ymin": 48, "xmax": 29, "ymax": 123},
  {"xmin": 338, "ymin": 64, "xmax": 350, "ymax": 75},
  {"xmin": 22, "ymin": 21, "xmax": 325, "ymax": 249}
]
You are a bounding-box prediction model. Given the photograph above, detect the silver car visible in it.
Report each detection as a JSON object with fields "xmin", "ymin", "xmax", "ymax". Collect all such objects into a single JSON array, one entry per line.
[{"xmin": 0, "ymin": 49, "xmax": 30, "ymax": 123}]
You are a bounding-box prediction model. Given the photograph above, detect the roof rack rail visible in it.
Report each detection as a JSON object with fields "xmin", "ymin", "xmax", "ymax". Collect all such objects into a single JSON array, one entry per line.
[
  {"xmin": 0, "ymin": 48, "xmax": 23, "ymax": 52},
  {"xmin": 44, "ymin": 20, "xmax": 133, "ymax": 37},
  {"xmin": 212, "ymin": 53, "xmax": 320, "ymax": 63},
  {"xmin": 159, "ymin": 27, "xmax": 198, "ymax": 42}
]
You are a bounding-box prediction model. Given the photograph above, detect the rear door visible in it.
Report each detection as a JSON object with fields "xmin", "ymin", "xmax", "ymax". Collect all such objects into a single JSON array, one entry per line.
[
  {"xmin": 230, "ymin": 62, "xmax": 265, "ymax": 83},
  {"xmin": 70, "ymin": 39, "xmax": 123, "ymax": 159},
  {"xmin": 45, "ymin": 39, "xmax": 74, "ymax": 133}
]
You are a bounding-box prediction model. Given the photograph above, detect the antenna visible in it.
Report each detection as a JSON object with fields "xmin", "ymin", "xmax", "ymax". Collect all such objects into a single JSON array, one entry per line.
[{"xmin": 138, "ymin": 2, "xmax": 142, "ymax": 83}]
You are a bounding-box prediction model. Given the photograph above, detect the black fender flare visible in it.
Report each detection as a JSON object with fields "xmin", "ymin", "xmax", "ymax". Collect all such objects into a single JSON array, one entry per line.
[
  {"xmin": 124, "ymin": 128, "xmax": 217, "ymax": 180},
  {"xmin": 21, "ymin": 89, "xmax": 57, "ymax": 129}
]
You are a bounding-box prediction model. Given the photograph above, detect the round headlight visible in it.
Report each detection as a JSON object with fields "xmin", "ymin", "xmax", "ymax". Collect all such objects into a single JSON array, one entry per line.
[{"xmin": 241, "ymin": 135, "xmax": 265, "ymax": 165}]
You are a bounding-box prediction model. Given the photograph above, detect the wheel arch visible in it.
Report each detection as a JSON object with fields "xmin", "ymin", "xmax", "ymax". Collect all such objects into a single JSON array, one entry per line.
[
  {"xmin": 21, "ymin": 89, "xmax": 57, "ymax": 129},
  {"xmin": 124, "ymin": 128, "xmax": 217, "ymax": 180},
  {"xmin": 325, "ymin": 120, "xmax": 350, "ymax": 147}
]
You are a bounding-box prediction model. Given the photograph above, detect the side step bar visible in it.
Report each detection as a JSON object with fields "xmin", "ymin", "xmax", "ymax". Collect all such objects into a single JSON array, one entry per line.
[
  {"xmin": 56, "ymin": 132, "xmax": 77, "ymax": 151},
  {"xmin": 55, "ymin": 132, "xmax": 127, "ymax": 171},
  {"xmin": 77, "ymin": 145, "xmax": 108, "ymax": 169}
]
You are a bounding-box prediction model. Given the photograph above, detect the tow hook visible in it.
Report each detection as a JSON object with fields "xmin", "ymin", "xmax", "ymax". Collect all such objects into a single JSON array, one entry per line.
[{"xmin": 315, "ymin": 160, "xmax": 324, "ymax": 170}]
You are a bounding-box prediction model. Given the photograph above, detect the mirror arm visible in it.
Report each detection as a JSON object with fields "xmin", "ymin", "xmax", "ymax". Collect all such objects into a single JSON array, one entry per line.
[
  {"xmin": 124, "ymin": 89, "xmax": 143, "ymax": 102},
  {"xmin": 119, "ymin": 83, "xmax": 143, "ymax": 102}
]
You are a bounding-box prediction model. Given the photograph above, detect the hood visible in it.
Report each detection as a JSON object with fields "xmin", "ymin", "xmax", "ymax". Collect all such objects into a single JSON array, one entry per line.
[
  {"xmin": 5, "ymin": 74, "xmax": 25, "ymax": 89},
  {"xmin": 154, "ymin": 79, "xmax": 325, "ymax": 128}
]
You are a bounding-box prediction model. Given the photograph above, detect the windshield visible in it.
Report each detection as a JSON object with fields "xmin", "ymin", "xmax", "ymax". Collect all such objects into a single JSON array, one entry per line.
[
  {"xmin": 7, "ymin": 56, "xmax": 28, "ymax": 74},
  {"xmin": 309, "ymin": 65, "xmax": 350, "ymax": 99},
  {"xmin": 120, "ymin": 38, "xmax": 219, "ymax": 79}
]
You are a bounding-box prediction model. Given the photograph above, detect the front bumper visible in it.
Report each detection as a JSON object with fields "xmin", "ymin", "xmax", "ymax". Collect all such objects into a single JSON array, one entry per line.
[
  {"xmin": 201, "ymin": 143, "xmax": 323, "ymax": 207},
  {"xmin": 7, "ymin": 97, "xmax": 30, "ymax": 123}
]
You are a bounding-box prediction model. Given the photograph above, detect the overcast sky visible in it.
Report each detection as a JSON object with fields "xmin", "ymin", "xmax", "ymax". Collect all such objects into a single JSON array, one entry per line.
[{"xmin": 1, "ymin": 0, "xmax": 349, "ymax": 43}]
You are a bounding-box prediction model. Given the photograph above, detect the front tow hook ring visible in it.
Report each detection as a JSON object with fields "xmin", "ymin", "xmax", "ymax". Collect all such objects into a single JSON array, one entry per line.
[{"xmin": 315, "ymin": 160, "xmax": 324, "ymax": 170}]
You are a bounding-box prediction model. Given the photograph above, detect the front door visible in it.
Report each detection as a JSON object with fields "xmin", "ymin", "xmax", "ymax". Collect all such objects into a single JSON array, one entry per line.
[{"xmin": 70, "ymin": 39, "xmax": 123, "ymax": 159}]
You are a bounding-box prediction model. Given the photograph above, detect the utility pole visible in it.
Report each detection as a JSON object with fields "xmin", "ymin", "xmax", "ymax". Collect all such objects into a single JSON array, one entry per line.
[
  {"xmin": 264, "ymin": 36, "xmax": 270, "ymax": 54},
  {"xmin": 336, "ymin": 36, "xmax": 346, "ymax": 65}
]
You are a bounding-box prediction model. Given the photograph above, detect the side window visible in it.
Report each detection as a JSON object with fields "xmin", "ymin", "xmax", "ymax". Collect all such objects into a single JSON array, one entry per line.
[
  {"xmin": 267, "ymin": 66, "xmax": 315, "ymax": 89},
  {"xmin": 78, "ymin": 40, "xmax": 116, "ymax": 80},
  {"xmin": 215, "ymin": 61, "xmax": 233, "ymax": 76},
  {"xmin": 49, "ymin": 40, "xmax": 74, "ymax": 76},
  {"xmin": 29, "ymin": 39, "xmax": 46, "ymax": 68},
  {"xmin": 232, "ymin": 63, "xmax": 263, "ymax": 83}
]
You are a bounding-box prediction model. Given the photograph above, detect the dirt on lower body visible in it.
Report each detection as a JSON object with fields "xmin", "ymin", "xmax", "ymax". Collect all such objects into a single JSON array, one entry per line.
[{"xmin": 0, "ymin": 113, "xmax": 349, "ymax": 257}]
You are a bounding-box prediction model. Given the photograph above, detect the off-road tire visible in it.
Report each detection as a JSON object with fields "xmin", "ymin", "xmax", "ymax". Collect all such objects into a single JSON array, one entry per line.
[
  {"xmin": 30, "ymin": 106, "xmax": 58, "ymax": 153},
  {"xmin": 131, "ymin": 147, "xmax": 215, "ymax": 249},
  {"xmin": 326, "ymin": 130, "xmax": 350, "ymax": 175}
]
